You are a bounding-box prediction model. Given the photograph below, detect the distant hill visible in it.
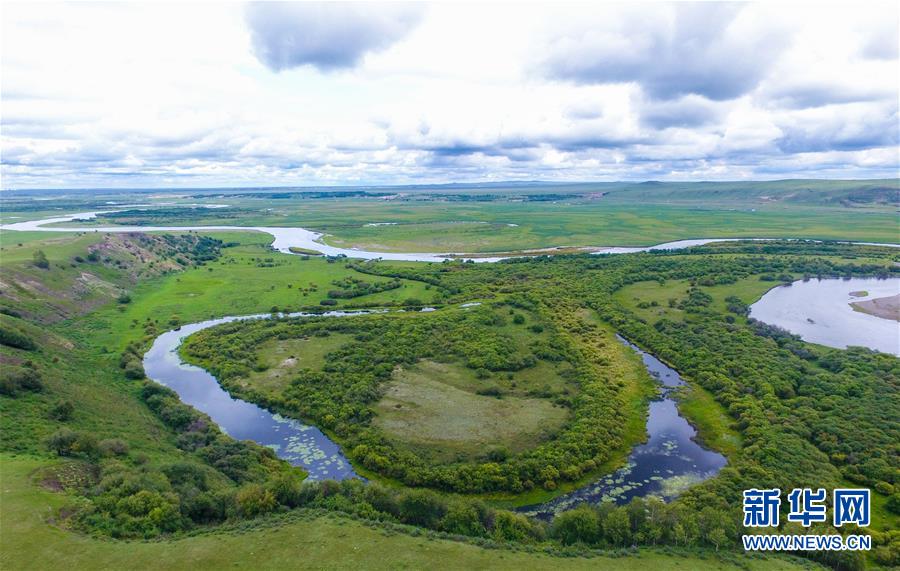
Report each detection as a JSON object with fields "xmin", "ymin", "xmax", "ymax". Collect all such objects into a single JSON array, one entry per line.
[
  {"xmin": 3, "ymin": 179, "xmax": 898, "ymax": 207},
  {"xmin": 599, "ymin": 179, "xmax": 900, "ymax": 206}
]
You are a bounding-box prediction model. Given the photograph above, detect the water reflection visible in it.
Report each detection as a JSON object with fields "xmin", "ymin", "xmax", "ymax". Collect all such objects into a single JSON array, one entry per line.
[
  {"xmin": 749, "ymin": 277, "xmax": 899, "ymax": 356},
  {"xmin": 521, "ymin": 335, "xmax": 727, "ymax": 519},
  {"xmin": 142, "ymin": 312, "xmax": 368, "ymax": 480}
]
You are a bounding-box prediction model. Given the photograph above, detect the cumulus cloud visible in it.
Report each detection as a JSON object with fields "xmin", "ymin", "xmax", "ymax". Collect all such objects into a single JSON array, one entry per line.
[
  {"xmin": 539, "ymin": 3, "xmax": 788, "ymax": 101},
  {"xmin": 775, "ymin": 102, "xmax": 900, "ymax": 153},
  {"xmin": 1, "ymin": 2, "xmax": 898, "ymax": 188},
  {"xmin": 639, "ymin": 95, "xmax": 725, "ymax": 129},
  {"xmin": 245, "ymin": 2, "xmax": 423, "ymax": 72}
]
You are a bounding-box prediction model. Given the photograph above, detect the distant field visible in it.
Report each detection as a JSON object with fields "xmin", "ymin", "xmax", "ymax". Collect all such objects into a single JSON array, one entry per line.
[{"xmin": 3, "ymin": 179, "xmax": 897, "ymax": 253}]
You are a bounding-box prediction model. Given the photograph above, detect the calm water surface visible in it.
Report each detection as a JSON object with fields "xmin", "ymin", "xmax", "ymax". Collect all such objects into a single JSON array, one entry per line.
[
  {"xmin": 749, "ymin": 277, "xmax": 899, "ymax": 356},
  {"xmin": 521, "ymin": 335, "xmax": 727, "ymax": 519},
  {"xmin": 142, "ymin": 311, "xmax": 370, "ymax": 480}
]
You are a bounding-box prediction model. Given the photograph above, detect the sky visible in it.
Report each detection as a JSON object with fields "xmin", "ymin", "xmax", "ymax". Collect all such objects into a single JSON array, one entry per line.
[{"xmin": 1, "ymin": 1, "xmax": 898, "ymax": 189}]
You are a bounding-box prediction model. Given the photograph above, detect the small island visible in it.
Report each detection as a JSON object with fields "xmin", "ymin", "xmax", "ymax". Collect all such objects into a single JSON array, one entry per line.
[
  {"xmin": 288, "ymin": 246, "xmax": 324, "ymax": 256},
  {"xmin": 851, "ymin": 293, "xmax": 900, "ymax": 322}
]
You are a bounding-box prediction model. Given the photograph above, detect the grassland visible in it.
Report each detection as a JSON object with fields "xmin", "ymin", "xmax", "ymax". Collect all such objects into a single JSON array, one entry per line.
[
  {"xmin": 1, "ymin": 212, "xmax": 894, "ymax": 569},
  {"xmin": 6, "ymin": 179, "xmax": 897, "ymax": 254},
  {"xmin": 373, "ymin": 360, "xmax": 570, "ymax": 461},
  {"xmin": 3, "ymin": 455, "xmax": 813, "ymax": 571},
  {"xmin": 236, "ymin": 333, "xmax": 356, "ymax": 394}
]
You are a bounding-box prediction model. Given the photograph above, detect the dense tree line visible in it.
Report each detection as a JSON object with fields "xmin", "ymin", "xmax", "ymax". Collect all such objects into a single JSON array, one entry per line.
[
  {"xmin": 326, "ymin": 276, "xmax": 402, "ymax": 299},
  {"xmin": 183, "ymin": 303, "xmax": 633, "ymax": 494},
  {"xmin": 14, "ymin": 239, "xmax": 897, "ymax": 567}
]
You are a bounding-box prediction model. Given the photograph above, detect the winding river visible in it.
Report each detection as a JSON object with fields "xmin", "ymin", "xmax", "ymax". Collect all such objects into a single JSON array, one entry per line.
[
  {"xmin": 520, "ymin": 336, "xmax": 727, "ymax": 519},
  {"xmin": 4, "ymin": 209, "xmax": 897, "ymax": 262},
  {"xmin": 142, "ymin": 304, "xmax": 728, "ymax": 512},
  {"xmin": 5, "ymin": 209, "xmax": 897, "ymax": 512},
  {"xmin": 142, "ymin": 311, "xmax": 371, "ymax": 480}
]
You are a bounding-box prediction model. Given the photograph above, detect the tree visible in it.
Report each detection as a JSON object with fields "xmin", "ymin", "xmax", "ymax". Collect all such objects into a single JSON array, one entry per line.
[
  {"xmin": 47, "ymin": 428, "xmax": 78, "ymax": 456},
  {"xmin": 49, "ymin": 400, "xmax": 75, "ymax": 421},
  {"xmin": 32, "ymin": 250, "xmax": 49, "ymax": 269},
  {"xmin": 552, "ymin": 506, "xmax": 600, "ymax": 545},
  {"xmin": 603, "ymin": 507, "xmax": 630, "ymax": 547}
]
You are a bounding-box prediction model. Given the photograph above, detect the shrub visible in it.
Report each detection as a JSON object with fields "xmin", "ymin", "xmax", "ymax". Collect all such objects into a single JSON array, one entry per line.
[
  {"xmin": 236, "ymin": 484, "xmax": 277, "ymax": 517},
  {"xmin": 49, "ymin": 400, "xmax": 75, "ymax": 421},
  {"xmin": 0, "ymin": 327, "xmax": 37, "ymax": 351},
  {"xmin": 32, "ymin": 250, "xmax": 49, "ymax": 269},
  {"xmin": 123, "ymin": 360, "xmax": 145, "ymax": 379},
  {"xmin": 0, "ymin": 367, "xmax": 43, "ymax": 395},
  {"xmin": 400, "ymin": 490, "xmax": 447, "ymax": 528},
  {"xmin": 552, "ymin": 506, "xmax": 600, "ymax": 545},
  {"xmin": 47, "ymin": 428, "xmax": 78, "ymax": 456},
  {"xmin": 99, "ymin": 438, "xmax": 130, "ymax": 457}
]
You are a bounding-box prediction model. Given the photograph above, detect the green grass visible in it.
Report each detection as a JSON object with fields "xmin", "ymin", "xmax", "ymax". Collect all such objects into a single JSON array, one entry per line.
[
  {"xmin": 0, "ymin": 231, "xmax": 103, "ymax": 263},
  {"xmin": 373, "ymin": 360, "xmax": 570, "ymax": 462},
  {"xmin": 313, "ymin": 203, "xmax": 900, "ymax": 253},
  {"xmin": 613, "ymin": 275, "xmax": 783, "ymax": 324},
  {"xmin": 77, "ymin": 231, "xmax": 436, "ymax": 354},
  {"xmin": 9, "ymin": 187, "xmax": 897, "ymax": 254},
  {"xmin": 0, "ymin": 454, "xmax": 813, "ymax": 571},
  {"xmin": 674, "ymin": 386, "xmax": 743, "ymax": 458},
  {"xmin": 237, "ymin": 333, "xmax": 356, "ymax": 395}
]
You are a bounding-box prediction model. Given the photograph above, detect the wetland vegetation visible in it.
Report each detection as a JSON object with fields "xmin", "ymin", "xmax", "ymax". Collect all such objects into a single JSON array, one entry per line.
[{"xmin": 1, "ymin": 186, "xmax": 898, "ymax": 570}]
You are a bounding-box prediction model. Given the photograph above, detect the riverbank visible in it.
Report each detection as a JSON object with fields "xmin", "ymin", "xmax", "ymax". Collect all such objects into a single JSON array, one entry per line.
[{"xmin": 851, "ymin": 293, "xmax": 900, "ymax": 321}]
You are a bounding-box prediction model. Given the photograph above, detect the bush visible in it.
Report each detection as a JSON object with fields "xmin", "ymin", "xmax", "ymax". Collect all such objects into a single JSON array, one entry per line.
[
  {"xmin": 32, "ymin": 250, "xmax": 49, "ymax": 269},
  {"xmin": 400, "ymin": 490, "xmax": 447, "ymax": 528},
  {"xmin": 552, "ymin": 506, "xmax": 600, "ymax": 545},
  {"xmin": 99, "ymin": 438, "xmax": 130, "ymax": 457},
  {"xmin": 0, "ymin": 327, "xmax": 37, "ymax": 351},
  {"xmin": 123, "ymin": 360, "xmax": 145, "ymax": 380},
  {"xmin": 236, "ymin": 484, "xmax": 277, "ymax": 517},
  {"xmin": 0, "ymin": 367, "xmax": 43, "ymax": 396},
  {"xmin": 47, "ymin": 428, "xmax": 78, "ymax": 456},
  {"xmin": 268, "ymin": 473, "xmax": 305, "ymax": 508},
  {"xmin": 886, "ymin": 493, "xmax": 900, "ymax": 515},
  {"xmin": 49, "ymin": 400, "xmax": 75, "ymax": 421}
]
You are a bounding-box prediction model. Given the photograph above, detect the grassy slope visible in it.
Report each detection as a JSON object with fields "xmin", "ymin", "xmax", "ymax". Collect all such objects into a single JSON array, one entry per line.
[
  {"xmin": 0, "ymin": 455, "xmax": 811, "ymax": 571},
  {"xmin": 76, "ymin": 231, "xmax": 435, "ymax": 354}
]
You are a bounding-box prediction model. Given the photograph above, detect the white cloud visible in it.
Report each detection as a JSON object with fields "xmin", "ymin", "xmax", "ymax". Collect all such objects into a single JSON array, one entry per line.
[
  {"xmin": 245, "ymin": 2, "xmax": 423, "ymax": 72},
  {"xmin": 1, "ymin": 2, "xmax": 898, "ymax": 189}
]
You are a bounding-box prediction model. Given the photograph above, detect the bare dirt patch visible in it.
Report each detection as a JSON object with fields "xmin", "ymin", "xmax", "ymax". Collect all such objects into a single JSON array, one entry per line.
[{"xmin": 851, "ymin": 293, "xmax": 900, "ymax": 321}]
